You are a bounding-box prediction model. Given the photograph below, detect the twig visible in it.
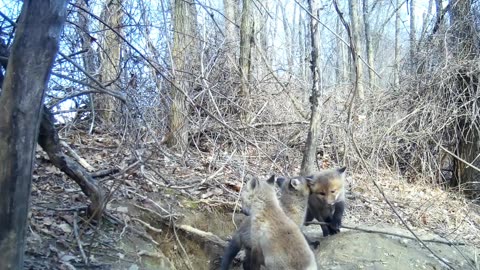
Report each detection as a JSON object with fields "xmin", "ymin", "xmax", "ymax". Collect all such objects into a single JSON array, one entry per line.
[
  {"xmin": 306, "ymin": 221, "xmax": 466, "ymax": 246},
  {"xmin": 73, "ymin": 212, "xmax": 88, "ymax": 265},
  {"xmin": 172, "ymin": 223, "xmax": 194, "ymax": 270}
]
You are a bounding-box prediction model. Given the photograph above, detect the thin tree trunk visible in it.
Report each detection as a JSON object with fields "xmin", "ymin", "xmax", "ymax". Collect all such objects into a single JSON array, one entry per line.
[
  {"xmin": 223, "ymin": 0, "xmax": 237, "ymax": 59},
  {"xmin": 363, "ymin": 0, "xmax": 375, "ymax": 88},
  {"xmin": 77, "ymin": 0, "xmax": 97, "ymax": 133},
  {"xmin": 335, "ymin": 18, "xmax": 343, "ymax": 83},
  {"xmin": 281, "ymin": 4, "xmax": 293, "ymax": 72},
  {"xmin": 301, "ymin": 0, "xmax": 322, "ymax": 175},
  {"xmin": 394, "ymin": 0, "xmax": 400, "ymax": 88},
  {"xmin": 97, "ymin": 0, "xmax": 124, "ymax": 126},
  {"xmin": 0, "ymin": 1, "xmax": 67, "ymax": 267},
  {"xmin": 299, "ymin": 10, "xmax": 307, "ymax": 79},
  {"xmin": 291, "ymin": 3, "xmax": 298, "ymax": 73},
  {"xmin": 409, "ymin": 0, "xmax": 416, "ymax": 69},
  {"xmin": 239, "ymin": 0, "xmax": 253, "ymax": 123},
  {"xmin": 349, "ymin": 0, "xmax": 365, "ymax": 101},
  {"xmin": 166, "ymin": 0, "xmax": 198, "ymax": 151}
]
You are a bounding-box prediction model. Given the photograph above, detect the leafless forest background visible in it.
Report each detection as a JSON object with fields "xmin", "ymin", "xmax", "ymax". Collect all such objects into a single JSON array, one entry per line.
[{"xmin": 0, "ymin": 0, "xmax": 479, "ymax": 268}]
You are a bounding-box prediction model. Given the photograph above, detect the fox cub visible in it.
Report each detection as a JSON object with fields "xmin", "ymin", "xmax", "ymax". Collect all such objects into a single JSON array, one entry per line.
[
  {"xmin": 220, "ymin": 176, "xmax": 316, "ymax": 270},
  {"xmin": 305, "ymin": 166, "xmax": 347, "ymax": 236}
]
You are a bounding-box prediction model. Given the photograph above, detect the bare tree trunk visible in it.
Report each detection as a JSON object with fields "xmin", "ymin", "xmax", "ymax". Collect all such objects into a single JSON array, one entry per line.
[
  {"xmin": 349, "ymin": 0, "xmax": 365, "ymax": 101},
  {"xmin": 0, "ymin": 1, "xmax": 67, "ymax": 268},
  {"xmin": 166, "ymin": 0, "xmax": 198, "ymax": 151},
  {"xmin": 301, "ymin": 0, "xmax": 322, "ymax": 175},
  {"xmin": 409, "ymin": 0, "xmax": 416, "ymax": 69},
  {"xmin": 281, "ymin": 4, "xmax": 293, "ymax": 72},
  {"xmin": 77, "ymin": 0, "xmax": 97, "ymax": 133},
  {"xmin": 299, "ymin": 10, "xmax": 307, "ymax": 79},
  {"xmin": 435, "ymin": 0, "xmax": 443, "ymax": 31},
  {"xmin": 223, "ymin": 0, "xmax": 237, "ymax": 59},
  {"xmin": 291, "ymin": 3, "xmax": 298, "ymax": 73},
  {"xmin": 394, "ymin": 0, "xmax": 400, "ymax": 87},
  {"xmin": 97, "ymin": 0, "xmax": 124, "ymax": 126},
  {"xmin": 362, "ymin": 0, "xmax": 375, "ymax": 88},
  {"xmin": 448, "ymin": 0, "xmax": 480, "ymax": 197},
  {"xmin": 335, "ymin": 18, "xmax": 344, "ymax": 83},
  {"xmin": 239, "ymin": 0, "xmax": 253, "ymax": 123}
]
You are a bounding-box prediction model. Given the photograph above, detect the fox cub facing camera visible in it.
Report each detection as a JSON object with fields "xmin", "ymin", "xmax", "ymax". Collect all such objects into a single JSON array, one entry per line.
[{"xmin": 305, "ymin": 166, "xmax": 347, "ymax": 236}]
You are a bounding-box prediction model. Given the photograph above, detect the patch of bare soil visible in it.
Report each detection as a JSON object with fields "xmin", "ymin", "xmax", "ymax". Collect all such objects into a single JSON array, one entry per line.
[{"xmin": 313, "ymin": 227, "xmax": 478, "ymax": 270}]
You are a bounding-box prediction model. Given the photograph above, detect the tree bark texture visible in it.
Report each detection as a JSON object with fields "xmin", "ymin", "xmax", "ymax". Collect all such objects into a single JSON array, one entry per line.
[
  {"xmin": 362, "ymin": 0, "xmax": 375, "ymax": 89},
  {"xmin": 0, "ymin": 1, "xmax": 67, "ymax": 268},
  {"xmin": 166, "ymin": 0, "xmax": 198, "ymax": 151},
  {"xmin": 409, "ymin": 0, "xmax": 416, "ymax": 69},
  {"xmin": 97, "ymin": 0, "xmax": 124, "ymax": 126},
  {"xmin": 223, "ymin": 0, "xmax": 237, "ymax": 59},
  {"xmin": 448, "ymin": 0, "xmax": 480, "ymax": 197},
  {"xmin": 349, "ymin": 0, "xmax": 365, "ymax": 101},
  {"xmin": 301, "ymin": 0, "xmax": 322, "ymax": 175},
  {"xmin": 38, "ymin": 106, "xmax": 106, "ymax": 219},
  {"xmin": 239, "ymin": 0, "xmax": 253, "ymax": 123},
  {"xmin": 394, "ymin": 0, "xmax": 400, "ymax": 88},
  {"xmin": 335, "ymin": 18, "xmax": 347, "ymax": 83}
]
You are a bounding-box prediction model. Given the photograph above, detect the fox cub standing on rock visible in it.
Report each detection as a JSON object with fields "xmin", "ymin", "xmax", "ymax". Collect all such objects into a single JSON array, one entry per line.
[
  {"xmin": 242, "ymin": 175, "xmax": 316, "ymax": 270},
  {"xmin": 220, "ymin": 175, "xmax": 315, "ymax": 270},
  {"xmin": 305, "ymin": 166, "xmax": 347, "ymax": 236}
]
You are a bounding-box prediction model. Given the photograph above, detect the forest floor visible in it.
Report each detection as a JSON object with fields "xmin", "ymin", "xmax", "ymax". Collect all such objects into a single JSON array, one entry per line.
[{"xmin": 25, "ymin": 131, "xmax": 480, "ymax": 270}]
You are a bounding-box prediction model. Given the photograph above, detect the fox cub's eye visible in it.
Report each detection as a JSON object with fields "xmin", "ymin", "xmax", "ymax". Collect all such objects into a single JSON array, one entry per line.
[
  {"xmin": 319, "ymin": 192, "xmax": 326, "ymax": 196},
  {"xmin": 331, "ymin": 190, "xmax": 336, "ymax": 193}
]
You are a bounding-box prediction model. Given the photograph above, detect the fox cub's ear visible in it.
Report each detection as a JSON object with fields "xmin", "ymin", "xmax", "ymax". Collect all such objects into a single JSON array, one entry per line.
[
  {"xmin": 305, "ymin": 175, "xmax": 315, "ymax": 185},
  {"xmin": 266, "ymin": 175, "xmax": 276, "ymax": 185},
  {"xmin": 337, "ymin": 166, "xmax": 347, "ymax": 174},
  {"xmin": 276, "ymin": 177, "xmax": 286, "ymax": 187},
  {"xmin": 289, "ymin": 178, "xmax": 303, "ymax": 190}
]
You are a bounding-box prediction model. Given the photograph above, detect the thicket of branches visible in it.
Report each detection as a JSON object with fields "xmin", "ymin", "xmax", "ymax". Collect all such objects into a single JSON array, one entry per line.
[{"xmin": 0, "ymin": 0, "xmax": 478, "ymax": 198}]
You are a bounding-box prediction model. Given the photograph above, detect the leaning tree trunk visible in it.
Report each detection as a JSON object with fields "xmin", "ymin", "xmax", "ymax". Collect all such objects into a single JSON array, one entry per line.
[
  {"xmin": 301, "ymin": 0, "xmax": 322, "ymax": 175},
  {"xmin": 38, "ymin": 106, "xmax": 106, "ymax": 219},
  {"xmin": 0, "ymin": 1, "xmax": 67, "ymax": 268},
  {"xmin": 166, "ymin": 0, "xmax": 198, "ymax": 151}
]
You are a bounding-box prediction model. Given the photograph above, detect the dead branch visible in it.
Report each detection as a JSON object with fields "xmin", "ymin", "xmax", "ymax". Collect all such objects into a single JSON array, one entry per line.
[
  {"xmin": 132, "ymin": 218, "xmax": 163, "ymax": 233},
  {"xmin": 60, "ymin": 141, "xmax": 95, "ymax": 172},
  {"xmin": 176, "ymin": 224, "xmax": 227, "ymax": 247},
  {"xmin": 73, "ymin": 212, "xmax": 88, "ymax": 264}
]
